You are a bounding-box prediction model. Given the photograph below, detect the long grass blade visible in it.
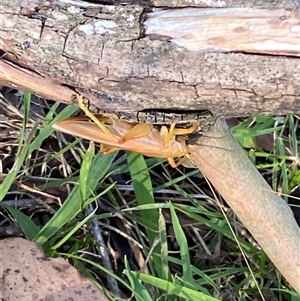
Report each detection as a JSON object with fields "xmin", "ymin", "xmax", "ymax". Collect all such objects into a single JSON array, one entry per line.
[{"xmin": 34, "ymin": 151, "xmax": 117, "ymax": 245}]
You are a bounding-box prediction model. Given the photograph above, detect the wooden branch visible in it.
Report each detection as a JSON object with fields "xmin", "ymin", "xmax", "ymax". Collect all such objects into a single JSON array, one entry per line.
[
  {"xmin": 189, "ymin": 118, "xmax": 300, "ymax": 292},
  {"xmin": 0, "ymin": 0, "xmax": 299, "ymax": 117},
  {"xmin": 0, "ymin": 60, "xmax": 76, "ymax": 104},
  {"xmin": 145, "ymin": 7, "xmax": 300, "ymax": 55},
  {"xmin": 0, "ymin": 60, "xmax": 130, "ymax": 112}
]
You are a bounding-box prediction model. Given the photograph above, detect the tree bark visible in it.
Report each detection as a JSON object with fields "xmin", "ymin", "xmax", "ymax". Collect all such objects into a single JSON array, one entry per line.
[
  {"xmin": 0, "ymin": 0, "xmax": 299, "ymax": 117},
  {"xmin": 1, "ymin": 0, "xmax": 300, "ymax": 294}
]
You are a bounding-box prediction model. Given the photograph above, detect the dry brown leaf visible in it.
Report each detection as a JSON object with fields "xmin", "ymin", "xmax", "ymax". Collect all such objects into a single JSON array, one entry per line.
[{"xmin": 0, "ymin": 237, "xmax": 110, "ymax": 301}]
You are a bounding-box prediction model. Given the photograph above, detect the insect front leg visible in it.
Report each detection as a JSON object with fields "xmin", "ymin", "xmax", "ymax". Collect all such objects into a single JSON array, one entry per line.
[
  {"xmin": 172, "ymin": 121, "xmax": 198, "ymax": 136},
  {"xmin": 162, "ymin": 122, "xmax": 198, "ymax": 146},
  {"xmin": 76, "ymin": 94, "xmax": 120, "ymax": 142},
  {"xmin": 100, "ymin": 143, "xmax": 120, "ymax": 154},
  {"xmin": 163, "ymin": 124, "xmax": 196, "ymax": 168},
  {"xmin": 167, "ymin": 157, "xmax": 178, "ymax": 168},
  {"xmin": 167, "ymin": 156, "xmax": 190, "ymax": 168}
]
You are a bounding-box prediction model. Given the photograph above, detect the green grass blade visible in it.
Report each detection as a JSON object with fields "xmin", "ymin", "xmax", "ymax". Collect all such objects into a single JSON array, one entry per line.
[
  {"xmin": 158, "ymin": 209, "xmax": 171, "ymax": 281},
  {"xmin": 79, "ymin": 141, "xmax": 95, "ymax": 200},
  {"xmin": 277, "ymin": 137, "xmax": 289, "ymax": 197},
  {"xmin": 50, "ymin": 208, "xmax": 95, "ymax": 250},
  {"xmin": 169, "ymin": 202, "xmax": 194, "ymax": 288},
  {"xmin": 28, "ymin": 104, "xmax": 78, "ymax": 153},
  {"xmin": 1, "ymin": 204, "xmax": 40, "ymax": 240},
  {"xmin": 0, "ymin": 92, "xmax": 34, "ymax": 201},
  {"xmin": 34, "ymin": 151, "xmax": 117, "ymax": 245},
  {"xmin": 19, "ymin": 92, "xmax": 31, "ymax": 151},
  {"xmin": 133, "ymin": 272, "xmax": 219, "ymax": 301},
  {"xmin": 126, "ymin": 152, "xmax": 162, "ymax": 277},
  {"xmin": 124, "ymin": 257, "xmax": 154, "ymax": 301},
  {"xmin": 290, "ymin": 172, "xmax": 300, "ymax": 190}
]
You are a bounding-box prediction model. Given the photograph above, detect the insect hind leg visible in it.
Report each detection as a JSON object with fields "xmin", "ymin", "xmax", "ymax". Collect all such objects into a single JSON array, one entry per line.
[
  {"xmin": 77, "ymin": 94, "xmax": 119, "ymax": 142},
  {"xmin": 167, "ymin": 155, "xmax": 192, "ymax": 168}
]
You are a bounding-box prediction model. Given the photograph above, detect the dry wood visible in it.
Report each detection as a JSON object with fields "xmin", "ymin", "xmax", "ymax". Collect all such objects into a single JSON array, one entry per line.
[
  {"xmin": 0, "ymin": 0, "xmax": 299, "ymax": 117},
  {"xmin": 145, "ymin": 7, "xmax": 300, "ymax": 55}
]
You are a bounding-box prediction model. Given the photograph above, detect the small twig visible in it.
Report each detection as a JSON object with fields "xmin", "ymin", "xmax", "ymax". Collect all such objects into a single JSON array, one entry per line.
[{"xmin": 85, "ymin": 203, "xmax": 123, "ymax": 299}]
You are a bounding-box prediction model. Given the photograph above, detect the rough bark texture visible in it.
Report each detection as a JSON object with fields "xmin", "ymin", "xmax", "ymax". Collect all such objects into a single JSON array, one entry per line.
[{"xmin": 0, "ymin": 0, "xmax": 299, "ymax": 118}]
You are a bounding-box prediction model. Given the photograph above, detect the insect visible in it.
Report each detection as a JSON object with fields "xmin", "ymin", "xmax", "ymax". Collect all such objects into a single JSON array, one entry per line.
[
  {"xmin": 76, "ymin": 94, "xmax": 212, "ymax": 143},
  {"xmin": 53, "ymin": 115, "xmax": 198, "ymax": 168}
]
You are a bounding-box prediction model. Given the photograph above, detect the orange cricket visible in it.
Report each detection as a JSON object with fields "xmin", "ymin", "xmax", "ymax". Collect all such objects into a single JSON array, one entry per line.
[{"xmin": 53, "ymin": 115, "xmax": 197, "ymax": 168}]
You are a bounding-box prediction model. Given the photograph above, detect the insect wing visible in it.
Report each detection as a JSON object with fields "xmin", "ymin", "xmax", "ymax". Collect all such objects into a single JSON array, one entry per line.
[
  {"xmin": 53, "ymin": 118, "xmax": 120, "ymax": 145},
  {"xmin": 53, "ymin": 118, "xmax": 162, "ymax": 154}
]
